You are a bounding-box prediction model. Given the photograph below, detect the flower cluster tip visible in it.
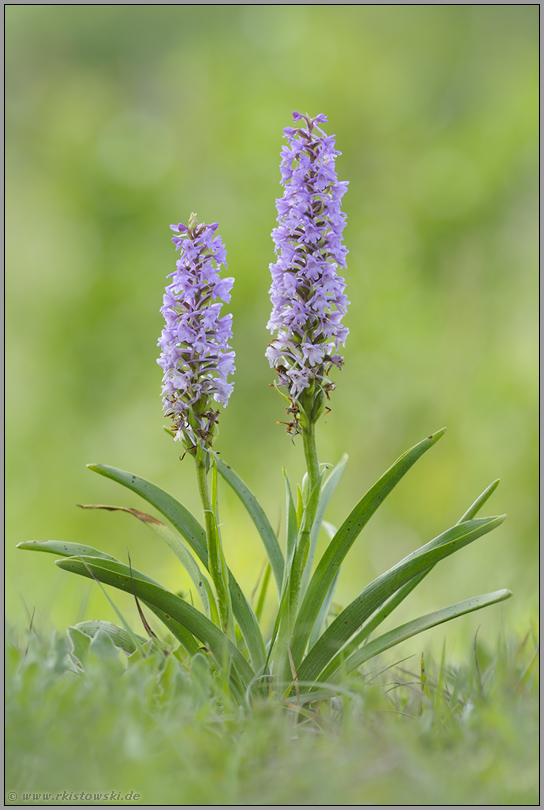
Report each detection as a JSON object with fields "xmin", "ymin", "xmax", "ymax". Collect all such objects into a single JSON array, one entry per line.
[
  {"xmin": 157, "ymin": 215, "xmax": 235, "ymax": 451},
  {"xmin": 266, "ymin": 111, "xmax": 349, "ymax": 429}
]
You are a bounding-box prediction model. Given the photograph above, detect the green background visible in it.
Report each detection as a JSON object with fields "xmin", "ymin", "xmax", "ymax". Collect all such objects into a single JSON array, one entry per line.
[{"xmin": 6, "ymin": 5, "xmax": 538, "ymax": 652}]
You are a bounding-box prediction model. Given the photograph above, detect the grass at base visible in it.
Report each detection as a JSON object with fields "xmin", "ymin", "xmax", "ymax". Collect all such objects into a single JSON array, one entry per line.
[{"xmin": 5, "ymin": 622, "xmax": 539, "ymax": 806}]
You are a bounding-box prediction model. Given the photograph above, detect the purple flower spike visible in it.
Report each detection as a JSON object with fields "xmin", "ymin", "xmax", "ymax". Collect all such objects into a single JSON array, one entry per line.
[
  {"xmin": 158, "ymin": 213, "xmax": 235, "ymax": 450},
  {"xmin": 266, "ymin": 112, "xmax": 349, "ymax": 428}
]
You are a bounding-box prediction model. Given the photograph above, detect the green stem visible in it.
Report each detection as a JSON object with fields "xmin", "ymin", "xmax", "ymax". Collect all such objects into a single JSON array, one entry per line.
[
  {"xmin": 276, "ymin": 418, "xmax": 322, "ymax": 685},
  {"xmin": 195, "ymin": 444, "xmax": 231, "ymax": 636},
  {"xmin": 302, "ymin": 420, "xmax": 320, "ymax": 496}
]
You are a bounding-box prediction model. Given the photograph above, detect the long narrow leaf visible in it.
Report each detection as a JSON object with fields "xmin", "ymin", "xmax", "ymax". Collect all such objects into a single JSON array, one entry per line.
[
  {"xmin": 255, "ymin": 562, "xmax": 271, "ymax": 623},
  {"xmin": 17, "ymin": 540, "xmax": 119, "ymax": 562},
  {"xmin": 77, "ymin": 504, "xmax": 214, "ymax": 620},
  {"xmin": 55, "ymin": 555, "xmax": 255, "ymax": 690},
  {"xmin": 308, "ymin": 523, "xmax": 341, "ymax": 649},
  {"xmin": 88, "ymin": 463, "xmax": 208, "ymax": 561},
  {"xmin": 18, "ymin": 540, "xmax": 200, "ymax": 654},
  {"xmin": 331, "ymin": 589, "xmax": 512, "ymax": 680},
  {"xmin": 216, "ymin": 458, "xmax": 284, "ymax": 594},
  {"xmin": 75, "ymin": 554, "xmax": 150, "ymax": 657},
  {"xmin": 301, "ymin": 454, "xmax": 348, "ymax": 594},
  {"xmin": 339, "ymin": 479, "xmax": 503, "ymax": 654},
  {"xmin": 86, "ymin": 463, "xmax": 265, "ymax": 671},
  {"xmin": 283, "ymin": 469, "xmax": 298, "ymax": 588},
  {"xmin": 290, "ymin": 428, "xmax": 446, "ymax": 667},
  {"xmin": 299, "ymin": 514, "xmax": 505, "ymax": 683},
  {"xmin": 457, "ymin": 479, "xmax": 500, "ymax": 524},
  {"xmin": 143, "ymin": 603, "xmax": 200, "ymax": 655},
  {"xmin": 309, "ymin": 568, "xmax": 341, "ymax": 650}
]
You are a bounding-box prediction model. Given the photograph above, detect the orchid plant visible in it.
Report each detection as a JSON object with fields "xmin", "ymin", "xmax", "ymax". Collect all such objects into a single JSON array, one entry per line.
[{"xmin": 19, "ymin": 112, "xmax": 511, "ymax": 706}]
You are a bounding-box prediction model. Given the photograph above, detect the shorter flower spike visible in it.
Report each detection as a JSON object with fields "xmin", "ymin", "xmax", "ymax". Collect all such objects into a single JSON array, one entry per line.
[
  {"xmin": 266, "ymin": 112, "xmax": 349, "ymax": 430},
  {"xmin": 158, "ymin": 214, "xmax": 235, "ymax": 451}
]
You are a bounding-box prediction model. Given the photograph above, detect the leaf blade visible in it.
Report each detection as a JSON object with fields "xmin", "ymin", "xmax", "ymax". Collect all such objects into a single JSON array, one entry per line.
[
  {"xmin": 336, "ymin": 589, "xmax": 513, "ymax": 679},
  {"xmin": 299, "ymin": 514, "xmax": 505, "ymax": 683},
  {"xmin": 77, "ymin": 503, "xmax": 214, "ymax": 620},
  {"xmin": 342, "ymin": 479, "xmax": 504, "ymax": 652},
  {"xmin": 216, "ymin": 458, "xmax": 284, "ymax": 594},
  {"xmin": 88, "ymin": 463, "xmax": 207, "ymax": 562},
  {"xmin": 290, "ymin": 429, "xmax": 446, "ymax": 667},
  {"xmin": 86, "ymin": 463, "xmax": 265, "ymax": 671},
  {"xmin": 301, "ymin": 454, "xmax": 348, "ymax": 594},
  {"xmin": 55, "ymin": 555, "xmax": 255, "ymax": 689}
]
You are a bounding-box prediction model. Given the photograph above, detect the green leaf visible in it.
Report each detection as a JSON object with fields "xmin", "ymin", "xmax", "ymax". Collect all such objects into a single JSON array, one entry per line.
[
  {"xmin": 55, "ymin": 555, "xmax": 255, "ymax": 691},
  {"xmin": 334, "ymin": 589, "xmax": 512, "ymax": 679},
  {"xmin": 299, "ymin": 514, "xmax": 505, "ymax": 683},
  {"xmin": 72, "ymin": 554, "xmax": 151, "ymax": 657},
  {"xmin": 348, "ymin": 571, "xmax": 429, "ymax": 653},
  {"xmin": 457, "ymin": 479, "xmax": 500, "ymax": 524},
  {"xmin": 206, "ymin": 458, "xmax": 233, "ymax": 638},
  {"xmin": 351, "ymin": 479, "xmax": 503, "ymax": 647},
  {"xmin": 140, "ymin": 603, "xmax": 200, "ymax": 656},
  {"xmin": 77, "ymin": 503, "xmax": 215, "ymax": 621},
  {"xmin": 19, "ymin": 539, "xmax": 200, "ymax": 656},
  {"xmin": 67, "ymin": 625, "xmax": 92, "ymax": 663},
  {"xmin": 255, "ymin": 562, "xmax": 271, "ymax": 624},
  {"xmin": 17, "ymin": 539, "xmax": 119, "ymax": 562},
  {"xmin": 301, "ymin": 454, "xmax": 348, "ymax": 594},
  {"xmin": 216, "ymin": 457, "xmax": 284, "ymax": 594},
  {"xmin": 88, "ymin": 463, "xmax": 207, "ymax": 562},
  {"xmin": 290, "ymin": 428, "xmax": 446, "ymax": 668},
  {"xmin": 86, "ymin": 463, "xmax": 265, "ymax": 672},
  {"xmin": 283, "ymin": 469, "xmax": 298, "ymax": 586},
  {"xmin": 73, "ymin": 621, "xmax": 154, "ymax": 656},
  {"xmin": 289, "ymin": 469, "xmax": 326, "ymax": 615},
  {"xmin": 87, "ymin": 628, "xmax": 125, "ymax": 671},
  {"xmin": 308, "ymin": 523, "xmax": 340, "ymax": 649}
]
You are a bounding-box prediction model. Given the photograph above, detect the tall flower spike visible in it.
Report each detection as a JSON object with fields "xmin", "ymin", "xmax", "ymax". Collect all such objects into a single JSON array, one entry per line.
[
  {"xmin": 158, "ymin": 213, "xmax": 235, "ymax": 452},
  {"xmin": 266, "ymin": 111, "xmax": 349, "ymax": 431}
]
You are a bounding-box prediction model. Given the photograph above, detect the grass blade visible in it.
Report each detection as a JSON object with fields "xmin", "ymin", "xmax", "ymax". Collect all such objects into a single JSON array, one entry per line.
[
  {"xmin": 290, "ymin": 428, "xmax": 446, "ymax": 668},
  {"xmin": 299, "ymin": 514, "xmax": 505, "ymax": 683},
  {"xmin": 283, "ymin": 469, "xmax": 298, "ymax": 586},
  {"xmin": 216, "ymin": 457, "xmax": 284, "ymax": 594}
]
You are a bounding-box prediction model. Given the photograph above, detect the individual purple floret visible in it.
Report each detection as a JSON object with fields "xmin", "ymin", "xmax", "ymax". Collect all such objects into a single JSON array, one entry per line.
[
  {"xmin": 158, "ymin": 213, "xmax": 235, "ymax": 450},
  {"xmin": 266, "ymin": 112, "xmax": 349, "ymax": 428}
]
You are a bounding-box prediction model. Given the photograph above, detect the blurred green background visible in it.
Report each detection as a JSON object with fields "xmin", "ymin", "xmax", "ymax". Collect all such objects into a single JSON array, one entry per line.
[{"xmin": 6, "ymin": 5, "xmax": 538, "ymax": 653}]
